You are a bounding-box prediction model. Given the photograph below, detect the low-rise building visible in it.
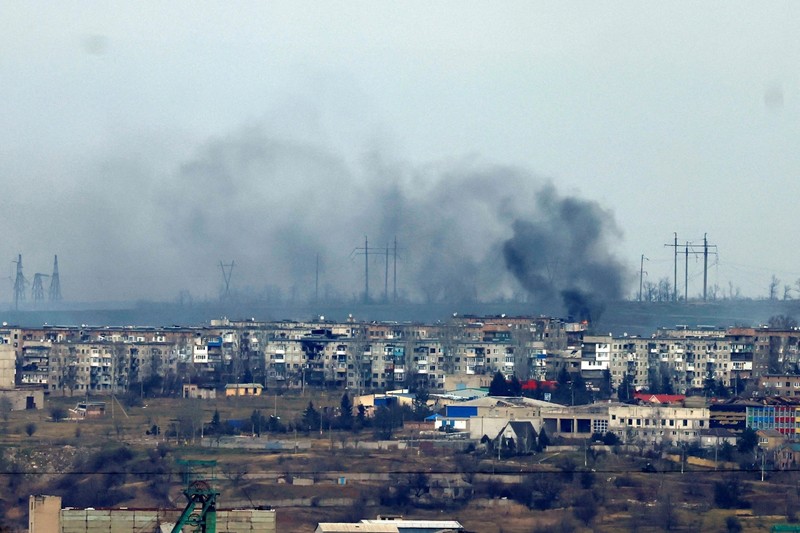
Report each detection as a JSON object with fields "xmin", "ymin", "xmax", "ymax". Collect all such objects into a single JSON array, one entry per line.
[
  {"xmin": 224, "ymin": 383, "xmax": 263, "ymax": 397},
  {"xmin": 182, "ymin": 383, "xmax": 217, "ymax": 399},
  {"xmin": 29, "ymin": 495, "xmax": 276, "ymax": 533},
  {"xmin": 608, "ymin": 403, "xmax": 709, "ymax": 444}
]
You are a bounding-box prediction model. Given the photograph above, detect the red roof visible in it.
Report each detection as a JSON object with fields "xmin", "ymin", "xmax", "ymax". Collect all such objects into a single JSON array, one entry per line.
[
  {"xmin": 521, "ymin": 380, "xmax": 558, "ymax": 391},
  {"xmin": 633, "ymin": 393, "xmax": 685, "ymax": 405}
]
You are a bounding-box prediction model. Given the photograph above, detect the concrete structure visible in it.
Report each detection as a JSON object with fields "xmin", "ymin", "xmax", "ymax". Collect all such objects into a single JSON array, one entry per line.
[
  {"xmin": 316, "ymin": 525, "xmax": 399, "ymax": 533},
  {"xmin": 494, "ymin": 420, "xmax": 538, "ymax": 454},
  {"xmin": 541, "ymin": 403, "xmax": 611, "ymax": 438},
  {"xmin": 29, "ymin": 495, "xmax": 60, "ymax": 533},
  {"xmin": 0, "ymin": 343, "xmax": 15, "ymax": 388},
  {"xmin": 746, "ymin": 400, "xmax": 800, "ymax": 437},
  {"xmin": 359, "ymin": 518, "xmax": 464, "ymax": 532},
  {"xmin": 29, "ymin": 495, "xmax": 277, "ymax": 533},
  {"xmin": 72, "ymin": 401, "xmax": 106, "ymax": 418},
  {"xmin": 182, "ymin": 383, "xmax": 217, "ymax": 399},
  {"xmin": 758, "ymin": 374, "xmax": 800, "ymax": 397},
  {"xmin": 224, "ymin": 383, "xmax": 263, "ymax": 396},
  {"xmin": 757, "ymin": 428, "xmax": 787, "ymax": 451},
  {"xmin": 12, "ymin": 317, "xmax": 800, "ymax": 400},
  {"xmin": 0, "ymin": 387, "xmax": 43, "ymax": 410},
  {"xmin": 609, "ymin": 403, "xmax": 710, "ymax": 444}
]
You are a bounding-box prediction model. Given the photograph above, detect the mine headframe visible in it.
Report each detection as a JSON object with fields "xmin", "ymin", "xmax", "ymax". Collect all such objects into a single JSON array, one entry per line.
[{"xmin": 171, "ymin": 480, "xmax": 219, "ymax": 533}]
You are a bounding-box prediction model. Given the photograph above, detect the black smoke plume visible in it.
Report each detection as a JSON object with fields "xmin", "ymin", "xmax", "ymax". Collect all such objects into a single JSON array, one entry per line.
[{"xmin": 502, "ymin": 185, "xmax": 628, "ymax": 321}]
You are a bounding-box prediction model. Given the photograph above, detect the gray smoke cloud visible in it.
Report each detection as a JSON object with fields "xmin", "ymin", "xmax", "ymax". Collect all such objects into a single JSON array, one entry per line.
[{"xmin": 6, "ymin": 124, "xmax": 630, "ymax": 310}]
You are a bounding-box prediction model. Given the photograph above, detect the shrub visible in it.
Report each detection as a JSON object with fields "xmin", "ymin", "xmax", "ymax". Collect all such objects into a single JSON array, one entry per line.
[{"xmin": 50, "ymin": 406, "xmax": 68, "ymax": 422}]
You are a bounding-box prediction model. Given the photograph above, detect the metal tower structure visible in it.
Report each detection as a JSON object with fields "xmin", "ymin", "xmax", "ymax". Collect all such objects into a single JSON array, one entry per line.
[
  {"xmin": 31, "ymin": 273, "xmax": 49, "ymax": 304},
  {"xmin": 219, "ymin": 260, "xmax": 235, "ymax": 301},
  {"xmin": 48, "ymin": 255, "xmax": 61, "ymax": 301},
  {"xmin": 12, "ymin": 254, "xmax": 27, "ymax": 311},
  {"xmin": 171, "ymin": 480, "xmax": 219, "ymax": 533}
]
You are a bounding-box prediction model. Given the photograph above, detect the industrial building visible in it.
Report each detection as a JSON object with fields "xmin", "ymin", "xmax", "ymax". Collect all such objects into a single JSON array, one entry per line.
[{"xmin": 28, "ymin": 495, "xmax": 276, "ymax": 533}]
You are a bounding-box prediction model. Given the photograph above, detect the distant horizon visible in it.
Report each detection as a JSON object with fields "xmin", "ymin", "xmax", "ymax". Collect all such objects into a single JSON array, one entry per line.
[{"xmin": 0, "ymin": 298, "xmax": 797, "ymax": 338}]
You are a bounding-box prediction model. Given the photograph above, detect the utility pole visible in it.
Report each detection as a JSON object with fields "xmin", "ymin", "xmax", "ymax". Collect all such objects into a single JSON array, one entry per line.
[
  {"xmin": 701, "ymin": 234, "xmax": 718, "ymax": 301},
  {"xmin": 664, "ymin": 234, "xmax": 718, "ymax": 303},
  {"xmin": 353, "ymin": 236, "xmax": 381, "ymax": 304},
  {"xmin": 393, "ymin": 236, "xmax": 398, "ymax": 302},
  {"xmin": 315, "ymin": 253, "xmax": 320, "ymax": 303},
  {"xmin": 384, "ymin": 244, "xmax": 389, "ymax": 302},
  {"xmin": 638, "ymin": 255, "xmax": 648, "ymax": 302},
  {"xmin": 703, "ymin": 234, "xmax": 708, "ymax": 301},
  {"xmin": 664, "ymin": 233, "xmax": 679, "ymax": 302},
  {"xmin": 684, "ymin": 242, "xmax": 689, "ymax": 303}
]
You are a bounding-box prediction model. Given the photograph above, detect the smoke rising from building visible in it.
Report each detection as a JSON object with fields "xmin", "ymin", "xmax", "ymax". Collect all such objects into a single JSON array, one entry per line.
[
  {"xmin": 5, "ymin": 125, "xmax": 630, "ymax": 312},
  {"xmin": 502, "ymin": 185, "xmax": 630, "ymax": 320}
]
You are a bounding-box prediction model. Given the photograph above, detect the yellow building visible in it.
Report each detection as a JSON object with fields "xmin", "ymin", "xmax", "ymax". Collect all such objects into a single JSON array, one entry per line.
[{"xmin": 224, "ymin": 383, "xmax": 264, "ymax": 397}]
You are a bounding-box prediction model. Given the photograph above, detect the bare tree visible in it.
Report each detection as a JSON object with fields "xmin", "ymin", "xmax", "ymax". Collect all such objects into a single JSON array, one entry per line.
[
  {"xmin": 643, "ymin": 281, "xmax": 658, "ymax": 302},
  {"xmin": 709, "ymin": 283, "xmax": 720, "ymax": 301},
  {"xmin": 657, "ymin": 278, "xmax": 672, "ymax": 302},
  {"xmin": 769, "ymin": 275, "xmax": 780, "ymax": 301}
]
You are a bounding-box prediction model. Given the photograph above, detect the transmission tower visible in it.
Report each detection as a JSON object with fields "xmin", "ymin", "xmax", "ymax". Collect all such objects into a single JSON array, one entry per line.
[
  {"xmin": 49, "ymin": 255, "xmax": 62, "ymax": 301},
  {"xmin": 219, "ymin": 260, "xmax": 235, "ymax": 300},
  {"xmin": 31, "ymin": 273, "xmax": 49, "ymax": 304},
  {"xmin": 12, "ymin": 254, "xmax": 27, "ymax": 311}
]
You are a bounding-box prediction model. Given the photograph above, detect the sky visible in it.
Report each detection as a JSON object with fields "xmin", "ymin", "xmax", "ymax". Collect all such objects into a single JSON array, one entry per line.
[{"xmin": 1, "ymin": 2, "xmax": 799, "ymax": 305}]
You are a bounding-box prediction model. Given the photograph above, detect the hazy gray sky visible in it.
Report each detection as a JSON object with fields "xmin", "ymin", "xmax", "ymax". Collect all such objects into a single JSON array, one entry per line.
[{"xmin": 2, "ymin": 2, "xmax": 799, "ymax": 303}]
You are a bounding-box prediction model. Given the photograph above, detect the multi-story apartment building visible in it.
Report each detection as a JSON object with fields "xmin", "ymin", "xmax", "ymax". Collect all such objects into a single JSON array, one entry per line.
[
  {"xmin": 20, "ymin": 341, "xmax": 51, "ymax": 386},
  {"xmin": 583, "ymin": 333, "xmax": 740, "ymax": 394},
  {"xmin": 758, "ymin": 374, "xmax": 800, "ymax": 397},
  {"xmin": 12, "ymin": 317, "xmax": 795, "ymax": 399}
]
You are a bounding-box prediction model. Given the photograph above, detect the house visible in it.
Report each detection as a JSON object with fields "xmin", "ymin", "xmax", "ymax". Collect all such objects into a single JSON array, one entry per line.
[
  {"xmin": 633, "ymin": 393, "xmax": 686, "ymax": 405},
  {"xmin": 224, "ymin": 383, "xmax": 263, "ymax": 397},
  {"xmin": 494, "ymin": 420, "xmax": 539, "ymax": 455},
  {"xmin": 699, "ymin": 428, "xmax": 738, "ymax": 448},
  {"xmin": 757, "ymin": 429, "xmax": 787, "ymax": 451},
  {"xmin": 776, "ymin": 443, "xmax": 800, "ymax": 470}
]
